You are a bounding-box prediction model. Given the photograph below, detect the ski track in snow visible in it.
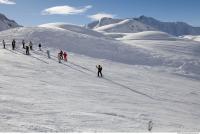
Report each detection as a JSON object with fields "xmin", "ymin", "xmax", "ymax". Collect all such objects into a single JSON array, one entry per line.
[{"xmin": 0, "ymin": 46, "xmax": 200, "ymax": 132}]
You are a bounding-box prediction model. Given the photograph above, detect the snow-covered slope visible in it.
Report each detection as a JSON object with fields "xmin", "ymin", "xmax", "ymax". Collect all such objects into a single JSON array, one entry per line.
[
  {"xmin": 0, "ymin": 27, "xmax": 164, "ymax": 66},
  {"xmin": 103, "ymin": 31, "xmax": 177, "ymax": 40},
  {"xmin": 1, "ymin": 32, "xmax": 200, "ymax": 132},
  {"xmin": 94, "ymin": 19, "xmax": 156, "ymax": 33},
  {"xmin": 0, "ymin": 27, "xmax": 200, "ymax": 78},
  {"xmin": 39, "ymin": 23, "xmax": 107, "ymax": 38},
  {"xmin": 86, "ymin": 17, "xmax": 123, "ymax": 29},
  {"xmin": 0, "ymin": 13, "xmax": 21, "ymax": 31},
  {"xmin": 1, "ymin": 25, "xmax": 200, "ymax": 132},
  {"xmin": 120, "ymin": 31, "xmax": 177, "ymax": 40},
  {"xmin": 120, "ymin": 34, "xmax": 200, "ymax": 79}
]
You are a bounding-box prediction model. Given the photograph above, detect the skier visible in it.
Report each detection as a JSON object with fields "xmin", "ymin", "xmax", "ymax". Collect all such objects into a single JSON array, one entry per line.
[
  {"xmin": 148, "ymin": 120, "xmax": 153, "ymax": 132},
  {"xmin": 2, "ymin": 40, "xmax": 6, "ymax": 49},
  {"xmin": 12, "ymin": 39, "xmax": 16, "ymax": 50},
  {"xmin": 29, "ymin": 41, "xmax": 33, "ymax": 50},
  {"xmin": 60, "ymin": 50, "xmax": 63, "ymax": 60},
  {"xmin": 38, "ymin": 43, "xmax": 42, "ymax": 51},
  {"xmin": 96, "ymin": 65, "xmax": 103, "ymax": 77},
  {"xmin": 63, "ymin": 52, "xmax": 67, "ymax": 61},
  {"xmin": 26, "ymin": 46, "xmax": 30, "ymax": 55},
  {"xmin": 58, "ymin": 53, "xmax": 61, "ymax": 63},
  {"xmin": 47, "ymin": 50, "xmax": 50, "ymax": 59},
  {"xmin": 22, "ymin": 40, "xmax": 25, "ymax": 49}
]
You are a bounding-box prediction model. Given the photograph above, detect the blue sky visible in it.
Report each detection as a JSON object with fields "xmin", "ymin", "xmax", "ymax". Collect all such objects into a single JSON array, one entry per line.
[{"xmin": 0, "ymin": 0, "xmax": 199, "ymax": 26}]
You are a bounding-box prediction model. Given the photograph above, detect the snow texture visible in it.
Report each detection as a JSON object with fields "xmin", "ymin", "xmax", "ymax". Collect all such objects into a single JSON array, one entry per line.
[{"xmin": 0, "ymin": 23, "xmax": 200, "ymax": 132}]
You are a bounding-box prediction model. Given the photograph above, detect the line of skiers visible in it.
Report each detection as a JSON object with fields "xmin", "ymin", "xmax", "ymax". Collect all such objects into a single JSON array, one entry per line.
[
  {"xmin": 2, "ymin": 39, "xmax": 42, "ymax": 55},
  {"xmin": 2, "ymin": 39, "xmax": 103, "ymax": 77},
  {"xmin": 22, "ymin": 40, "xmax": 42, "ymax": 55}
]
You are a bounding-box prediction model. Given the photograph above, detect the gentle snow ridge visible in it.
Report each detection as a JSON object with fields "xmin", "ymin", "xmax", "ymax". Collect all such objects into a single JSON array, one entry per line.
[
  {"xmin": 120, "ymin": 31, "xmax": 177, "ymax": 40},
  {"xmin": 39, "ymin": 23, "xmax": 107, "ymax": 38}
]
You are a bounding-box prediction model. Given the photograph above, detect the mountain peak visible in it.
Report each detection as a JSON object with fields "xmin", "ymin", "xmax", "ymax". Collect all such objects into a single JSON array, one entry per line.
[{"xmin": 0, "ymin": 13, "xmax": 21, "ymax": 31}]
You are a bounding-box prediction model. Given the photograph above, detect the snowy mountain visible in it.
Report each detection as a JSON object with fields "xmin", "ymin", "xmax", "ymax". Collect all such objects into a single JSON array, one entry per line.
[
  {"xmin": 94, "ymin": 19, "xmax": 156, "ymax": 33},
  {"xmin": 1, "ymin": 24, "xmax": 200, "ymax": 132},
  {"xmin": 86, "ymin": 17, "xmax": 123, "ymax": 29},
  {"xmin": 87, "ymin": 17, "xmax": 156, "ymax": 33},
  {"xmin": 136, "ymin": 16, "xmax": 200, "ymax": 36},
  {"xmin": 87, "ymin": 16, "xmax": 200, "ymax": 36},
  {"xmin": 0, "ymin": 13, "xmax": 21, "ymax": 31}
]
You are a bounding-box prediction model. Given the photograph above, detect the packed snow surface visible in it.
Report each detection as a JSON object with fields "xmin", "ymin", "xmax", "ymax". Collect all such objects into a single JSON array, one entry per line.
[{"xmin": 0, "ymin": 26, "xmax": 200, "ymax": 132}]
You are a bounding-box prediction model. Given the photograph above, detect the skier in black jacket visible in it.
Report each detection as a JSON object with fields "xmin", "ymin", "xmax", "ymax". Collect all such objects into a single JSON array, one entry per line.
[
  {"xmin": 38, "ymin": 43, "xmax": 42, "ymax": 51},
  {"xmin": 26, "ymin": 46, "xmax": 30, "ymax": 55},
  {"xmin": 12, "ymin": 39, "xmax": 16, "ymax": 50},
  {"xmin": 96, "ymin": 65, "xmax": 103, "ymax": 77},
  {"xmin": 22, "ymin": 40, "xmax": 25, "ymax": 49},
  {"xmin": 2, "ymin": 40, "xmax": 5, "ymax": 49}
]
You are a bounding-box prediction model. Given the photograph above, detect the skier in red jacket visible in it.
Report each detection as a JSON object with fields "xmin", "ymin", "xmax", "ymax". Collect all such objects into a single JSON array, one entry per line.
[{"xmin": 63, "ymin": 52, "xmax": 68, "ymax": 62}]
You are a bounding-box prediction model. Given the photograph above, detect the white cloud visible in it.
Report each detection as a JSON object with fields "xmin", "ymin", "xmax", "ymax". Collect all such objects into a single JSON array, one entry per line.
[
  {"xmin": 88, "ymin": 13, "xmax": 116, "ymax": 20},
  {"xmin": 42, "ymin": 5, "xmax": 92, "ymax": 15},
  {"xmin": 0, "ymin": 0, "xmax": 15, "ymax": 4}
]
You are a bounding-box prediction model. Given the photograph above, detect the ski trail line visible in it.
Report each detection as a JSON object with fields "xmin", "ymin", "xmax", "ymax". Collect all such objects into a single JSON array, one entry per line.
[
  {"xmin": 37, "ymin": 49, "xmax": 156, "ymax": 100},
  {"xmin": 15, "ymin": 49, "xmax": 49, "ymax": 64},
  {"xmin": 4, "ymin": 48, "xmax": 20, "ymax": 55},
  {"xmin": 36, "ymin": 50, "xmax": 90, "ymax": 75},
  {"xmin": 103, "ymin": 77, "xmax": 155, "ymax": 100},
  {"xmin": 35, "ymin": 50, "xmax": 91, "ymax": 75}
]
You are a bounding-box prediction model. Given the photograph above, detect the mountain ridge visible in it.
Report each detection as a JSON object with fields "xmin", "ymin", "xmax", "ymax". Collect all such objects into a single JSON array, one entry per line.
[
  {"xmin": 0, "ymin": 13, "xmax": 21, "ymax": 31},
  {"xmin": 86, "ymin": 16, "xmax": 200, "ymax": 36}
]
